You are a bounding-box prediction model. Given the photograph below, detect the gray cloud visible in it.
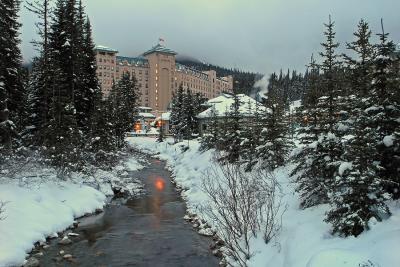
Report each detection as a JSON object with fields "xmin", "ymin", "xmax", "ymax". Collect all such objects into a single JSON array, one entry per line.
[{"xmin": 20, "ymin": 0, "xmax": 400, "ymax": 75}]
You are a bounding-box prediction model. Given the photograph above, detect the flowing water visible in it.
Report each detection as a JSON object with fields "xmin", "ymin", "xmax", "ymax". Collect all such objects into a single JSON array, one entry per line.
[{"xmin": 39, "ymin": 158, "xmax": 218, "ymax": 267}]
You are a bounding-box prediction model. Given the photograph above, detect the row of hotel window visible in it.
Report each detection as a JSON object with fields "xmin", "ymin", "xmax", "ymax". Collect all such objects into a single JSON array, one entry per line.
[{"xmin": 98, "ymin": 57, "xmax": 114, "ymax": 64}]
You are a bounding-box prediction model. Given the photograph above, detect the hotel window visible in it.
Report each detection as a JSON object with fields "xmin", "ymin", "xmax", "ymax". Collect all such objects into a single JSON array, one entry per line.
[
  {"xmin": 111, "ymin": 67, "xmax": 114, "ymax": 71},
  {"xmin": 111, "ymin": 60, "xmax": 114, "ymax": 64},
  {"xmin": 156, "ymin": 83, "xmax": 158, "ymax": 87},
  {"xmin": 139, "ymin": 70, "xmax": 142, "ymax": 74},
  {"xmin": 155, "ymin": 76, "xmax": 158, "ymax": 81},
  {"xmin": 145, "ymin": 84, "xmax": 148, "ymax": 88},
  {"xmin": 155, "ymin": 69, "xmax": 158, "ymax": 74}
]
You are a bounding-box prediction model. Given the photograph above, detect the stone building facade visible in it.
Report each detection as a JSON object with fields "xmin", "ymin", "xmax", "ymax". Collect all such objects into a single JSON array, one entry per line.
[{"xmin": 95, "ymin": 42, "xmax": 233, "ymax": 114}]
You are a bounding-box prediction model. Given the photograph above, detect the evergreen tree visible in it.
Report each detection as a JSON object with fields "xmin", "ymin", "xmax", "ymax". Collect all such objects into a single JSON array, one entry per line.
[
  {"xmin": 258, "ymin": 85, "xmax": 290, "ymax": 170},
  {"xmin": 81, "ymin": 17, "xmax": 102, "ymax": 143},
  {"xmin": 199, "ymin": 105, "xmax": 220, "ymax": 151},
  {"xmin": 109, "ymin": 73, "xmax": 139, "ymax": 148},
  {"xmin": 170, "ymin": 83, "xmax": 185, "ymax": 140},
  {"xmin": 24, "ymin": 0, "xmax": 52, "ymax": 146},
  {"xmin": 324, "ymin": 19, "xmax": 390, "ymax": 237},
  {"xmin": 182, "ymin": 88, "xmax": 196, "ymax": 139},
  {"xmin": 291, "ymin": 56, "xmax": 325, "ymax": 208},
  {"xmin": 292, "ymin": 17, "xmax": 343, "ymax": 208},
  {"xmin": 325, "ymin": 98, "xmax": 391, "ymax": 236},
  {"xmin": 222, "ymin": 93, "xmax": 242, "ymax": 163},
  {"xmin": 241, "ymin": 99, "xmax": 262, "ymax": 171},
  {"xmin": 343, "ymin": 19, "xmax": 375, "ymax": 97},
  {"xmin": 44, "ymin": 0, "xmax": 82, "ymax": 172},
  {"xmin": 0, "ymin": 0, "xmax": 23, "ymax": 150},
  {"xmin": 370, "ymin": 21, "xmax": 400, "ymax": 198}
]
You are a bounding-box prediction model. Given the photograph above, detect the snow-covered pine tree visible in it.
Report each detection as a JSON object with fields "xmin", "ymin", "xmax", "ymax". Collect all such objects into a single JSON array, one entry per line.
[
  {"xmin": 292, "ymin": 17, "xmax": 344, "ymax": 208},
  {"xmin": 81, "ymin": 16, "xmax": 102, "ymax": 145},
  {"xmin": 24, "ymin": 0, "xmax": 52, "ymax": 146},
  {"xmin": 193, "ymin": 92, "xmax": 207, "ymax": 135},
  {"xmin": 343, "ymin": 19, "xmax": 375, "ymax": 98},
  {"xmin": 182, "ymin": 88, "xmax": 196, "ymax": 139},
  {"xmin": 313, "ymin": 15, "xmax": 344, "ymax": 202},
  {"xmin": 291, "ymin": 55, "xmax": 328, "ymax": 208},
  {"xmin": 44, "ymin": 0, "xmax": 82, "ymax": 172},
  {"xmin": 241, "ymin": 98, "xmax": 261, "ymax": 171},
  {"xmin": 222, "ymin": 93, "xmax": 242, "ymax": 163},
  {"xmin": 90, "ymin": 97, "xmax": 115, "ymax": 155},
  {"xmin": 0, "ymin": 0, "xmax": 23, "ymax": 150},
  {"xmin": 370, "ymin": 21, "xmax": 400, "ymax": 198},
  {"xmin": 258, "ymin": 78, "xmax": 290, "ymax": 170},
  {"xmin": 199, "ymin": 105, "xmax": 220, "ymax": 151},
  {"xmin": 325, "ymin": 20, "xmax": 391, "ymax": 236},
  {"xmin": 109, "ymin": 73, "xmax": 139, "ymax": 148},
  {"xmin": 170, "ymin": 83, "xmax": 185, "ymax": 140},
  {"xmin": 74, "ymin": 0, "xmax": 94, "ymax": 138}
]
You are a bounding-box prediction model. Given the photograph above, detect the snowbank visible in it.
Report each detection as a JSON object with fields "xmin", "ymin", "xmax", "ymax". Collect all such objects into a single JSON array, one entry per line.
[
  {"xmin": 0, "ymin": 154, "xmax": 145, "ymax": 266},
  {"xmin": 0, "ymin": 182, "xmax": 106, "ymax": 267},
  {"xmin": 129, "ymin": 137, "xmax": 400, "ymax": 267}
]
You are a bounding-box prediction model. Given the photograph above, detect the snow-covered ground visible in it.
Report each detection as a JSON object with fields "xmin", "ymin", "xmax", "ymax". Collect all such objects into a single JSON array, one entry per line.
[
  {"xmin": 129, "ymin": 136, "xmax": 400, "ymax": 267},
  {"xmin": 0, "ymin": 155, "xmax": 146, "ymax": 267},
  {"xmin": 0, "ymin": 182, "xmax": 105, "ymax": 267}
]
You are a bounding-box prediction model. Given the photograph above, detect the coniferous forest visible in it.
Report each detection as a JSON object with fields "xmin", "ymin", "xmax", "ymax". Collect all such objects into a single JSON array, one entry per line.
[
  {"xmin": 1, "ymin": 0, "xmax": 139, "ymax": 176},
  {"xmin": 178, "ymin": 16, "xmax": 400, "ymax": 238}
]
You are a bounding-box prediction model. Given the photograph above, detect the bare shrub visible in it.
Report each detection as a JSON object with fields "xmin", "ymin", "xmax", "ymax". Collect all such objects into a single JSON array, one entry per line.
[{"xmin": 201, "ymin": 157, "xmax": 284, "ymax": 267}]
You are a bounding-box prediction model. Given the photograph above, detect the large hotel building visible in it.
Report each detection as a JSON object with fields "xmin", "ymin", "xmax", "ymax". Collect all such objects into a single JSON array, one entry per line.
[{"xmin": 94, "ymin": 42, "xmax": 234, "ymax": 114}]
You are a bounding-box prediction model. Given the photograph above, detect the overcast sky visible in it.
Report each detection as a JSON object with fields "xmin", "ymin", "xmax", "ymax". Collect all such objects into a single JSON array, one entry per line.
[{"xmin": 20, "ymin": 0, "xmax": 400, "ymax": 75}]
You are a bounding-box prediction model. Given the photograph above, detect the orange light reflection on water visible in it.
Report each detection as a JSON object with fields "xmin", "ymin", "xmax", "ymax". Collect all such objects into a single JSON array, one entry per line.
[{"xmin": 154, "ymin": 178, "xmax": 165, "ymax": 191}]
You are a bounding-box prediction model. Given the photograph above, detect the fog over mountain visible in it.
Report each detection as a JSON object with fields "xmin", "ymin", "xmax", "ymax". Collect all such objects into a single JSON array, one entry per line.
[{"xmin": 20, "ymin": 0, "xmax": 400, "ymax": 75}]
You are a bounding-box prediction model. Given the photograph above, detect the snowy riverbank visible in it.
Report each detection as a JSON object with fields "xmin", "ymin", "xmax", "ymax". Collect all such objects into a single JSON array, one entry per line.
[
  {"xmin": 129, "ymin": 136, "xmax": 400, "ymax": 267},
  {"xmin": 0, "ymin": 155, "xmax": 146, "ymax": 267}
]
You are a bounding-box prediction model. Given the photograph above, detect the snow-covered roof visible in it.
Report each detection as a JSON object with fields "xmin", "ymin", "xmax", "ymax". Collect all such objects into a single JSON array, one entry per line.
[
  {"xmin": 161, "ymin": 112, "xmax": 171, "ymax": 121},
  {"xmin": 95, "ymin": 45, "xmax": 118, "ymax": 53},
  {"xmin": 138, "ymin": 112, "xmax": 156, "ymax": 119},
  {"xmin": 197, "ymin": 93, "xmax": 268, "ymax": 119}
]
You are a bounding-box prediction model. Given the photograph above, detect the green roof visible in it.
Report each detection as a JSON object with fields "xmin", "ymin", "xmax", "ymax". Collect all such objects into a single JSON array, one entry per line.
[
  {"xmin": 95, "ymin": 45, "xmax": 118, "ymax": 53},
  {"xmin": 143, "ymin": 44, "xmax": 177, "ymax": 56}
]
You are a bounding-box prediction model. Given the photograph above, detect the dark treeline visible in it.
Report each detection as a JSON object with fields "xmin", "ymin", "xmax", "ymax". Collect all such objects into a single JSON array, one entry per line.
[
  {"xmin": 0, "ymin": 0, "xmax": 139, "ymax": 176},
  {"xmin": 176, "ymin": 58, "xmax": 263, "ymax": 95},
  {"xmin": 265, "ymin": 69, "xmax": 306, "ymax": 105}
]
